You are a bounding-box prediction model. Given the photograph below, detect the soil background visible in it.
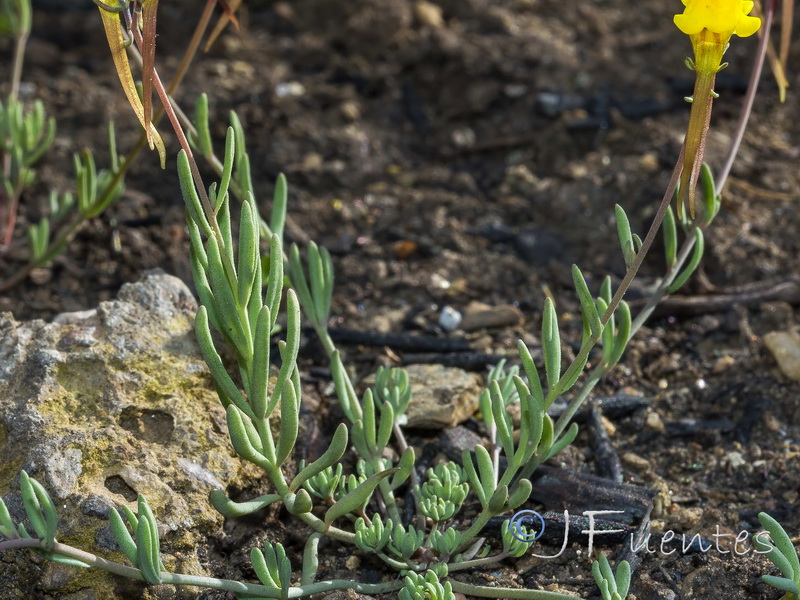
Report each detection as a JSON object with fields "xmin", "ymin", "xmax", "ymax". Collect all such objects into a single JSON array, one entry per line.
[{"xmin": 1, "ymin": 1, "xmax": 800, "ymax": 599}]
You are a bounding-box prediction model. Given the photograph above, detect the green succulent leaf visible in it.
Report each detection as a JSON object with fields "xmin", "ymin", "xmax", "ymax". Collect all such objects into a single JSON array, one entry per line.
[
  {"xmin": 271, "ymin": 173, "xmax": 288, "ymax": 242},
  {"xmin": 544, "ymin": 422, "xmax": 579, "ymax": 461},
  {"xmin": 177, "ymin": 149, "xmax": 212, "ymax": 236},
  {"xmin": 761, "ymin": 575, "xmax": 800, "ymax": 595},
  {"xmin": 108, "ymin": 508, "xmax": 138, "ymax": 565},
  {"xmin": 542, "ymin": 298, "xmax": 561, "ymax": 388},
  {"xmin": 758, "ymin": 512, "xmax": 800, "ymax": 582},
  {"xmin": 135, "ymin": 496, "xmax": 162, "ymax": 585},
  {"xmin": 324, "ymin": 468, "xmax": 398, "ymax": 526},
  {"xmin": 19, "ymin": 471, "xmax": 57, "ymax": 551},
  {"xmin": 0, "ymin": 498, "xmax": 18, "ymax": 539},
  {"xmin": 663, "ymin": 205, "xmax": 678, "ymax": 269},
  {"xmin": 667, "ymin": 227, "xmax": 704, "ymax": 294},
  {"xmin": 192, "ymin": 93, "xmax": 213, "ymax": 157},
  {"xmin": 290, "ymin": 423, "xmax": 348, "ymax": 491},
  {"xmin": 615, "ymin": 204, "xmax": 636, "ymax": 268},
  {"xmin": 209, "ymin": 490, "xmax": 281, "ymax": 518},
  {"xmin": 572, "ymin": 265, "xmax": 602, "ymax": 339}
]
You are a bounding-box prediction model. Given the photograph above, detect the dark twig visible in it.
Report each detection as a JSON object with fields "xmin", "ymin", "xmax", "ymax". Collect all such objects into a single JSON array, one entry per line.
[
  {"xmin": 588, "ymin": 403, "xmax": 623, "ymax": 483},
  {"xmin": 632, "ymin": 276, "xmax": 800, "ymax": 317},
  {"xmin": 327, "ymin": 328, "xmax": 471, "ymax": 353}
]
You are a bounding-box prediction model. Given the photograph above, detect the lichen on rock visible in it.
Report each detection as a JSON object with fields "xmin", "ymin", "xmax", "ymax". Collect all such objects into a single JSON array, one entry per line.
[{"xmin": 0, "ymin": 271, "xmax": 262, "ymax": 598}]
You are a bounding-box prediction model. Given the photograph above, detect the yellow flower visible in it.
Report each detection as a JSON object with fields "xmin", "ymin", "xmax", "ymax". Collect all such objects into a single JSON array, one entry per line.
[
  {"xmin": 672, "ymin": 0, "xmax": 761, "ymax": 219},
  {"xmin": 674, "ymin": 0, "xmax": 761, "ymax": 38}
]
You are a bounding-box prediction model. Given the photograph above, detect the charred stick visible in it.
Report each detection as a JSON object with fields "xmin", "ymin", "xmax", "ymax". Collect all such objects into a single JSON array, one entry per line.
[
  {"xmin": 327, "ymin": 328, "xmax": 471, "ymax": 353},
  {"xmin": 588, "ymin": 402, "xmax": 623, "ymax": 483},
  {"xmin": 401, "ymin": 352, "xmax": 506, "ymax": 370}
]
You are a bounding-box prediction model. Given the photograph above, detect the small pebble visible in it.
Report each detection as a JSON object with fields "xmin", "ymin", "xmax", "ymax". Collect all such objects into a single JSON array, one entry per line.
[
  {"xmin": 438, "ymin": 306, "xmax": 462, "ymax": 332},
  {"xmin": 724, "ymin": 451, "xmax": 746, "ymax": 469},
  {"xmin": 621, "ymin": 452, "xmax": 650, "ymax": 472},
  {"xmin": 764, "ymin": 329, "xmax": 800, "ymax": 381},
  {"xmin": 414, "ymin": 0, "xmax": 444, "ymax": 27},
  {"xmin": 645, "ymin": 411, "xmax": 665, "ymax": 432},
  {"xmin": 712, "ymin": 355, "xmax": 736, "ymax": 373},
  {"xmin": 275, "ymin": 81, "xmax": 305, "ymax": 98},
  {"xmin": 601, "ymin": 415, "xmax": 616, "ymax": 437},
  {"xmin": 340, "ymin": 101, "xmax": 360, "ymax": 121},
  {"xmin": 460, "ymin": 303, "xmax": 523, "ymax": 331}
]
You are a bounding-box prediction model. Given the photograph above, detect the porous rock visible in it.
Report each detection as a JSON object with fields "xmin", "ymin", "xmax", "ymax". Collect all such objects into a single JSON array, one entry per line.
[{"xmin": 0, "ymin": 271, "xmax": 259, "ymax": 599}]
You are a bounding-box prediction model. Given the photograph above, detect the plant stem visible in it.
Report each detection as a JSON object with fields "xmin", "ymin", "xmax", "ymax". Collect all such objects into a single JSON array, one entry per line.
[
  {"xmin": 449, "ymin": 579, "xmax": 582, "ymax": 600},
  {"xmin": 541, "ymin": 4, "xmax": 773, "ymax": 444},
  {"xmin": 0, "ymin": 538, "xmax": 404, "ymax": 598},
  {"xmin": 537, "ymin": 149, "xmax": 684, "ymax": 420},
  {"xmin": 8, "ymin": 0, "xmax": 31, "ymax": 104},
  {"xmin": 716, "ymin": 0, "xmax": 773, "ymax": 192},
  {"xmin": 457, "ymin": 509, "xmax": 493, "ymax": 549},
  {"xmin": 449, "ymin": 551, "xmax": 509, "ymax": 571}
]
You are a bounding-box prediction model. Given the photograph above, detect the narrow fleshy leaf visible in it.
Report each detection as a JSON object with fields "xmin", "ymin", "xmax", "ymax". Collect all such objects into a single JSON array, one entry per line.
[
  {"xmin": 662, "ymin": 205, "xmax": 677, "ymax": 269},
  {"xmin": 275, "ymin": 380, "xmax": 299, "ymax": 467},
  {"xmin": 490, "ymin": 381, "xmax": 514, "ymax": 460},
  {"xmin": 264, "ymin": 234, "xmax": 284, "ymax": 325},
  {"xmin": 217, "ymin": 127, "xmax": 236, "ymax": 211},
  {"xmin": 290, "ymin": 423, "xmax": 348, "ymax": 491},
  {"xmin": 390, "ymin": 447, "xmax": 415, "ymax": 490},
  {"xmin": 0, "ymin": 498, "xmax": 18, "ymax": 539},
  {"xmin": 607, "ymin": 300, "xmax": 632, "ymax": 367},
  {"xmin": 193, "ymin": 93, "xmax": 213, "ymax": 156},
  {"xmin": 506, "ymin": 479, "xmax": 532, "ymax": 510},
  {"xmin": 265, "ymin": 291, "xmax": 300, "ymax": 417},
  {"xmin": 271, "ymin": 174, "xmax": 288, "ymax": 242},
  {"xmin": 542, "ymin": 298, "xmax": 561, "ymax": 388},
  {"xmin": 761, "ymin": 575, "xmax": 800, "ymax": 595},
  {"xmin": 545, "ymin": 423, "xmax": 579, "ymax": 461},
  {"xmin": 324, "ymin": 468, "xmax": 398, "ymax": 526},
  {"xmin": 361, "ymin": 390, "xmax": 377, "ymax": 452},
  {"xmin": 302, "ymin": 533, "xmax": 320, "ymax": 585},
  {"xmin": 284, "ymin": 489, "xmax": 313, "ymax": 515},
  {"xmin": 209, "ymin": 490, "xmax": 281, "ymax": 518},
  {"xmin": 516, "ymin": 341, "xmax": 544, "ymax": 407},
  {"xmin": 615, "ymin": 205, "xmax": 635, "ymax": 267},
  {"xmin": 600, "ymin": 276, "xmax": 612, "ymax": 305},
  {"xmin": 19, "ymin": 472, "xmax": 48, "ymax": 544},
  {"xmin": 473, "ymin": 444, "xmax": 496, "ymax": 499},
  {"xmin": 28, "ymin": 475, "xmax": 58, "ymax": 550},
  {"xmin": 377, "ymin": 400, "xmax": 394, "ymax": 450},
  {"xmin": 250, "ymin": 547, "xmax": 277, "ymax": 587},
  {"xmin": 237, "ymin": 198, "xmax": 259, "ymax": 305},
  {"xmin": 250, "ymin": 306, "xmax": 271, "ymax": 420},
  {"xmin": 759, "ymin": 512, "xmax": 800, "ymax": 580},
  {"xmin": 108, "ymin": 508, "xmax": 138, "ymax": 565},
  {"xmin": 226, "ymin": 405, "xmax": 268, "ymax": 466},
  {"xmin": 616, "ymin": 560, "xmax": 631, "ymax": 597},
  {"xmin": 667, "ymin": 228, "xmax": 704, "ymax": 293},
  {"xmin": 573, "ymin": 265, "xmax": 602, "ymax": 340},
  {"xmin": 135, "ymin": 497, "xmax": 162, "ymax": 584},
  {"xmin": 487, "ymin": 485, "xmax": 508, "ymax": 513},
  {"xmin": 178, "ymin": 150, "xmax": 212, "ymax": 236},
  {"xmin": 195, "ymin": 306, "xmax": 251, "ymax": 417}
]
